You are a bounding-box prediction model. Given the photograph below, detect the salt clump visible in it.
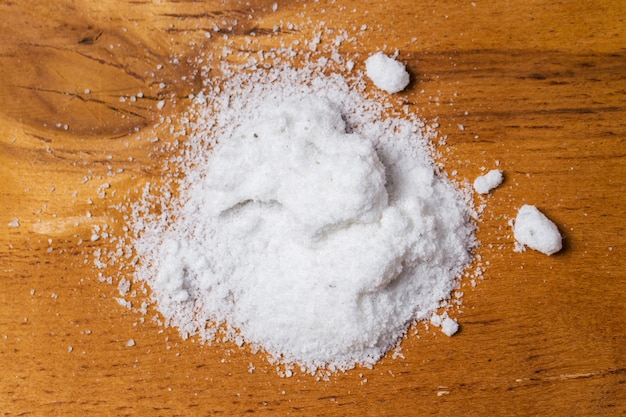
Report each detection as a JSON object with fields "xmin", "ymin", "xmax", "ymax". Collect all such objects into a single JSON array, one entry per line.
[
  {"xmin": 430, "ymin": 312, "xmax": 459, "ymax": 337},
  {"xmin": 473, "ymin": 169, "xmax": 503, "ymax": 194},
  {"xmin": 441, "ymin": 317, "xmax": 459, "ymax": 337},
  {"xmin": 513, "ymin": 205, "xmax": 562, "ymax": 255},
  {"xmin": 365, "ymin": 52, "xmax": 410, "ymax": 94}
]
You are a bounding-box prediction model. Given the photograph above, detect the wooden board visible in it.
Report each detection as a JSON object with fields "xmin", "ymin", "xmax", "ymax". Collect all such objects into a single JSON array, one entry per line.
[{"xmin": 1, "ymin": 0, "xmax": 625, "ymax": 415}]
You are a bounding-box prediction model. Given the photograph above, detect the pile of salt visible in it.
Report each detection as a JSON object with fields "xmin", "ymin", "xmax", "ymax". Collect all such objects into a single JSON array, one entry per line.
[{"xmin": 130, "ymin": 65, "xmax": 476, "ymax": 373}]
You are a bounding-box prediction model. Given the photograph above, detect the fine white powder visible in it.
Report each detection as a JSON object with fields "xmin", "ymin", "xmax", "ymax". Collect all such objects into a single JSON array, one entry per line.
[
  {"xmin": 365, "ymin": 52, "xmax": 410, "ymax": 94},
  {"xmin": 130, "ymin": 64, "xmax": 476, "ymax": 374},
  {"xmin": 473, "ymin": 169, "xmax": 503, "ymax": 194},
  {"xmin": 513, "ymin": 205, "xmax": 562, "ymax": 255}
]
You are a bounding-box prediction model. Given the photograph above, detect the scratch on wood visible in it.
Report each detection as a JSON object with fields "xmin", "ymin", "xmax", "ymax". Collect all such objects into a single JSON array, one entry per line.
[
  {"xmin": 78, "ymin": 31, "xmax": 103, "ymax": 45},
  {"xmin": 515, "ymin": 367, "xmax": 626, "ymax": 384},
  {"xmin": 28, "ymin": 133, "xmax": 52, "ymax": 143},
  {"xmin": 73, "ymin": 51, "xmax": 147, "ymax": 83},
  {"xmin": 105, "ymin": 104, "xmax": 147, "ymax": 120},
  {"xmin": 16, "ymin": 85, "xmax": 107, "ymax": 105},
  {"xmin": 160, "ymin": 12, "xmax": 222, "ymax": 19}
]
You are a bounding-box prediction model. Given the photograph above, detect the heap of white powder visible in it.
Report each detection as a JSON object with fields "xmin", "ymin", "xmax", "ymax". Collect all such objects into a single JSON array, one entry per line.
[{"xmin": 129, "ymin": 62, "xmax": 476, "ymax": 374}]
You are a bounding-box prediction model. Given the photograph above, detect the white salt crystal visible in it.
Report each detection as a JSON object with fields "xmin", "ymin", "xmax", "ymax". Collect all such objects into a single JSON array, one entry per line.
[
  {"xmin": 473, "ymin": 169, "xmax": 503, "ymax": 194},
  {"xmin": 118, "ymin": 278, "xmax": 131, "ymax": 296},
  {"xmin": 430, "ymin": 314, "xmax": 443, "ymax": 327},
  {"xmin": 116, "ymin": 298, "xmax": 132, "ymax": 309},
  {"xmin": 126, "ymin": 339, "xmax": 136, "ymax": 347},
  {"xmin": 440, "ymin": 317, "xmax": 459, "ymax": 336},
  {"xmin": 513, "ymin": 205, "xmax": 562, "ymax": 255},
  {"xmin": 8, "ymin": 218, "xmax": 19, "ymax": 228},
  {"xmin": 157, "ymin": 100, "xmax": 166, "ymax": 110},
  {"xmin": 430, "ymin": 313, "xmax": 458, "ymax": 336},
  {"xmin": 365, "ymin": 52, "xmax": 410, "ymax": 94}
]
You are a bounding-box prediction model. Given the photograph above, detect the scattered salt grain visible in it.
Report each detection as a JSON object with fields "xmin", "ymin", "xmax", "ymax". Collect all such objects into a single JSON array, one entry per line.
[
  {"xmin": 8, "ymin": 218, "xmax": 19, "ymax": 228},
  {"xmin": 126, "ymin": 339, "xmax": 136, "ymax": 347},
  {"xmin": 365, "ymin": 52, "xmax": 410, "ymax": 94},
  {"xmin": 473, "ymin": 169, "xmax": 503, "ymax": 194},
  {"xmin": 513, "ymin": 205, "xmax": 562, "ymax": 255}
]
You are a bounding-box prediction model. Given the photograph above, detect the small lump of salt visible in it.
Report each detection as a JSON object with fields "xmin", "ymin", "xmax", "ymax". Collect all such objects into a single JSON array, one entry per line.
[
  {"xmin": 513, "ymin": 205, "xmax": 562, "ymax": 255},
  {"xmin": 430, "ymin": 314, "xmax": 443, "ymax": 327},
  {"xmin": 430, "ymin": 313, "xmax": 459, "ymax": 336},
  {"xmin": 365, "ymin": 52, "xmax": 410, "ymax": 94},
  {"xmin": 440, "ymin": 317, "xmax": 459, "ymax": 337},
  {"xmin": 473, "ymin": 169, "xmax": 503, "ymax": 194}
]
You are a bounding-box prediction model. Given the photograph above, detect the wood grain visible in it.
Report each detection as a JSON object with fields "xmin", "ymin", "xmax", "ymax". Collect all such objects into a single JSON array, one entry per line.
[{"xmin": 1, "ymin": 0, "xmax": 625, "ymax": 415}]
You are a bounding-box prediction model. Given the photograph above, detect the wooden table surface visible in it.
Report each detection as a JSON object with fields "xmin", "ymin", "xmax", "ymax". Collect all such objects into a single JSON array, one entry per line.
[{"xmin": 1, "ymin": 0, "xmax": 625, "ymax": 415}]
